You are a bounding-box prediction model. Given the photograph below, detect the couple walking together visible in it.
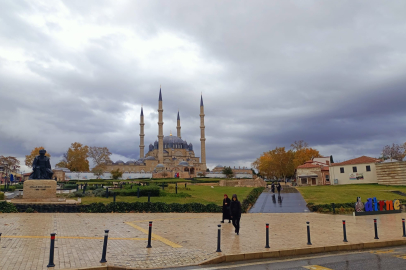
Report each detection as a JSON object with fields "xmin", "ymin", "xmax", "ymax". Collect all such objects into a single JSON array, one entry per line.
[{"xmin": 221, "ymin": 194, "xmax": 241, "ymax": 235}]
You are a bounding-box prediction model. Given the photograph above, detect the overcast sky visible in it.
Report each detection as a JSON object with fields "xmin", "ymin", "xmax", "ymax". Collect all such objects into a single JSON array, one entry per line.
[{"xmin": 1, "ymin": 1, "xmax": 406, "ymax": 173}]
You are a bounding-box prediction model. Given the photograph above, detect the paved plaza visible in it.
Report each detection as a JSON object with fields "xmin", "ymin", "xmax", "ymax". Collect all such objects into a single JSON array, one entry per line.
[{"xmin": 0, "ymin": 212, "xmax": 405, "ymax": 269}]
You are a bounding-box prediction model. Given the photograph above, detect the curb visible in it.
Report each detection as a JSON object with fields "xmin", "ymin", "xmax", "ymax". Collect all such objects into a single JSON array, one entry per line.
[
  {"xmin": 199, "ymin": 239, "xmax": 406, "ymax": 265},
  {"xmin": 59, "ymin": 239, "xmax": 406, "ymax": 270}
]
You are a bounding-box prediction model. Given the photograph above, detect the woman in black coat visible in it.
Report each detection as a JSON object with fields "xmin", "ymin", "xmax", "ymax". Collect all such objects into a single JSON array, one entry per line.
[
  {"xmin": 221, "ymin": 194, "xmax": 231, "ymax": 223},
  {"xmin": 229, "ymin": 194, "xmax": 242, "ymax": 235}
]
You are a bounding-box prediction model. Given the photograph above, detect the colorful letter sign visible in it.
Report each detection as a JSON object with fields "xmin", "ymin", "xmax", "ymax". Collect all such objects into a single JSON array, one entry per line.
[{"xmin": 355, "ymin": 197, "xmax": 401, "ymax": 216}]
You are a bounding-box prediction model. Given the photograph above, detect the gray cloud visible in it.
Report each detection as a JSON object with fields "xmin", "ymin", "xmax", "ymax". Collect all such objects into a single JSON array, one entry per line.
[{"xmin": 1, "ymin": 0, "xmax": 406, "ymax": 172}]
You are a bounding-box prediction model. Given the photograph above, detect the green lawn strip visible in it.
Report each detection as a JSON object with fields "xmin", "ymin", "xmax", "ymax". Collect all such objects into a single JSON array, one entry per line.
[
  {"xmin": 297, "ymin": 184, "xmax": 406, "ymax": 205},
  {"xmin": 81, "ymin": 185, "xmax": 254, "ymax": 205}
]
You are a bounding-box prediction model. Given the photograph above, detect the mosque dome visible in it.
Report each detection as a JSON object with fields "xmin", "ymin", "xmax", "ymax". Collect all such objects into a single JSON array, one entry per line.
[
  {"xmin": 179, "ymin": 161, "xmax": 189, "ymax": 166},
  {"xmin": 163, "ymin": 135, "xmax": 185, "ymax": 144},
  {"xmin": 156, "ymin": 164, "xmax": 165, "ymax": 168},
  {"xmin": 116, "ymin": 160, "xmax": 124, "ymax": 164},
  {"xmin": 145, "ymin": 156, "xmax": 155, "ymax": 160}
]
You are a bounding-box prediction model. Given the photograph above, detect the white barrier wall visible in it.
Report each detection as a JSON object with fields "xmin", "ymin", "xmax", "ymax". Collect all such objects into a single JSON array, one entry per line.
[
  {"xmin": 65, "ymin": 172, "xmax": 153, "ymax": 180},
  {"xmin": 205, "ymin": 173, "xmax": 253, "ymax": 179}
]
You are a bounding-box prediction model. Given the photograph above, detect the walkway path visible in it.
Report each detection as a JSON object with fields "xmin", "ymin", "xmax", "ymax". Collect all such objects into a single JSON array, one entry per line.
[
  {"xmin": 249, "ymin": 186, "xmax": 309, "ymax": 213},
  {"xmin": 0, "ymin": 212, "xmax": 405, "ymax": 269}
]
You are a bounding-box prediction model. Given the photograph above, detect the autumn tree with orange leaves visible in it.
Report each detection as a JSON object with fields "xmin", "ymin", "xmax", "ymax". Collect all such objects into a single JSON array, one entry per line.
[
  {"xmin": 56, "ymin": 142, "xmax": 90, "ymax": 171},
  {"xmin": 25, "ymin": 147, "xmax": 51, "ymax": 167},
  {"xmin": 253, "ymin": 140, "xmax": 321, "ymax": 180}
]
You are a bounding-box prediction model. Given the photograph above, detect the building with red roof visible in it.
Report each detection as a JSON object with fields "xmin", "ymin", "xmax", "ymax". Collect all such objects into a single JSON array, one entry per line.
[
  {"xmin": 296, "ymin": 156, "xmax": 331, "ymax": 186},
  {"xmin": 329, "ymin": 156, "xmax": 382, "ymax": 185}
]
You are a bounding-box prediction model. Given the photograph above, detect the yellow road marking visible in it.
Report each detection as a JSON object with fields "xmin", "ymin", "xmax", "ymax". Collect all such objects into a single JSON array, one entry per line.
[
  {"xmin": 303, "ymin": 266, "xmax": 333, "ymax": 270},
  {"xmin": 370, "ymin": 249, "xmax": 394, "ymax": 254},
  {"xmin": 125, "ymin": 222, "xmax": 182, "ymax": 248},
  {"xmin": 395, "ymin": 254, "xmax": 406, "ymax": 259},
  {"xmin": 1, "ymin": 235, "xmax": 148, "ymax": 241}
]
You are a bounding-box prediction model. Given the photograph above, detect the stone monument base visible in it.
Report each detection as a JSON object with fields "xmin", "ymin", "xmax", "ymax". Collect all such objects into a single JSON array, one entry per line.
[{"xmin": 23, "ymin": 180, "xmax": 57, "ymax": 199}]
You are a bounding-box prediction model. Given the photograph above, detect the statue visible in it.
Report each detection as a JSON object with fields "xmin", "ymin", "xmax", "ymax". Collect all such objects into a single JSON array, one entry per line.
[{"xmin": 29, "ymin": 149, "xmax": 54, "ymax": 180}]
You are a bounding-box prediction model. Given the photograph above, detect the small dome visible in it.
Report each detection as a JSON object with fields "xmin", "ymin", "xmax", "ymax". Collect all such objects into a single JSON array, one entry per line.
[
  {"xmin": 156, "ymin": 164, "xmax": 165, "ymax": 168},
  {"xmin": 215, "ymin": 164, "xmax": 223, "ymax": 168},
  {"xmin": 179, "ymin": 161, "xmax": 189, "ymax": 166},
  {"xmin": 145, "ymin": 156, "xmax": 155, "ymax": 160},
  {"xmin": 116, "ymin": 160, "xmax": 124, "ymax": 163}
]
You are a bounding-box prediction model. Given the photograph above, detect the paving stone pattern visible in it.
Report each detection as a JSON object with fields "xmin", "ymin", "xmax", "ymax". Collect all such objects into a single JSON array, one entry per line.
[{"xmin": 0, "ymin": 212, "xmax": 405, "ymax": 269}]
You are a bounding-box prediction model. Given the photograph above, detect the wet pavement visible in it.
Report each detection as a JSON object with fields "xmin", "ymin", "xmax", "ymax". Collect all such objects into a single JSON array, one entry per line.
[{"xmin": 249, "ymin": 188, "xmax": 309, "ymax": 213}]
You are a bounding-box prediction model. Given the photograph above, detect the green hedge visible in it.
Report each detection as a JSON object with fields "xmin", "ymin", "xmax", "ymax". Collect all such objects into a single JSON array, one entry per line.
[
  {"xmin": 111, "ymin": 186, "xmax": 160, "ymax": 197},
  {"xmin": 307, "ymin": 202, "xmax": 355, "ymax": 214},
  {"xmin": 62, "ymin": 184, "xmax": 77, "ymax": 190},
  {"xmin": 12, "ymin": 202, "xmax": 222, "ymax": 213},
  {"xmin": 0, "ymin": 186, "xmax": 16, "ymax": 192},
  {"xmin": 0, "ymin": 192, "xmax": 4, "ymax": 200},
  {"xmin": 0, "ymin": 201, "xmax": 18, "ymax": 213},
  {"xmin": 241, "ymin": 187, "xmax": 265, "ymax": 212}
]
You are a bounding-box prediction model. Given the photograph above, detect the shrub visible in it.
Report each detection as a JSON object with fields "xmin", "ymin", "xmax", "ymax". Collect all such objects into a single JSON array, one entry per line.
[
  {"xmin": 25, "ymin": 207, "xmax": 34, "ymax": 213},
  {"xmin": 0, "ymin": 186, "xmax": 16, "ymax": 192},
  {"xmin": 307, "ymin": 202, "xmax": 355, "ymax": 214},
  {"xmin": 0, "ymin": 192, "xmax": 4, "ymax": 200},
  {"xmin": 63, "ymin": 184, "xmax": 77, "ymax": 190},
  {"xmin": 111, "ymin": 186, "xmax": 160, "ymax": 197},
  {"xmin": 14, "ymin": 184, "xmax": 24, "ymax": 189},
  {"xmin": 0, "ymin": 201, "xmax": 18, "ymax": 213},
  {"xmin": 241, "ymin": 187, "xmax": 265, "ymax": 212}
]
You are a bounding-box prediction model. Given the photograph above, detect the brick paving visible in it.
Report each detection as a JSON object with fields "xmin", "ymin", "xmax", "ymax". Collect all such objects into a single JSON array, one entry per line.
[{"xmin": 0, "ymin": 212, "xmax": 405, "ymax": 269}]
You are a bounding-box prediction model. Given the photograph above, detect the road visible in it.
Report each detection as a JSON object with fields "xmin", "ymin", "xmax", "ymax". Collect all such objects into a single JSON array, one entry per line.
[{"xmin": 170, "ymin": 246, "xmax": 406, "ymax": 270}]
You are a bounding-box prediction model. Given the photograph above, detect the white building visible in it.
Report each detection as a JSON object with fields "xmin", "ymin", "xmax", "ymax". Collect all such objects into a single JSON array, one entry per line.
[{"xmin": 329, "ymin": 156, "xmax": 381, "ymax": 185}]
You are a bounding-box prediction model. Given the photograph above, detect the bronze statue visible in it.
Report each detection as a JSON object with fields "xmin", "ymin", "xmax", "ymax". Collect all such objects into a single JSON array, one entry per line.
[{"xmin": 29, "ymin": 149, "xmax": 54, "ymax": 179}]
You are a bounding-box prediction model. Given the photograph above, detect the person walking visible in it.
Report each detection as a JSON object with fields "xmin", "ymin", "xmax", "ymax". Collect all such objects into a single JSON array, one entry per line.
[
  {"xmin": 277, "ymin": 183, "xmax": 281, "ymax": 195},
  {"xmin": 230, "ymin": 194, "xmax": 242, "ymax": 235},
  {"xmin": 271, "ymin": 183, "xmax": 275, "ymax": 193},
  {"xmin": 221, "ymin": 194, "xmax": 231, "ymax": 223}
]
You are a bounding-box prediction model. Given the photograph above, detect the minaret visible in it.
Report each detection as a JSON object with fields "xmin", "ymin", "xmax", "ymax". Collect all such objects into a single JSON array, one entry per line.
[
  {"xmin": 200, "ymin": 94, "xmax": 206, "ymax": 169},
  {"xmin": 177, "ymin": 110, "xmax": 181, "ymax": 138},
  {"xmin": 158, "ymin": 87, "xmax": 164, "ymax": 164},
  {"xmin": 139, "ymin": 106, "xmax": 145, "ymax": 158}
]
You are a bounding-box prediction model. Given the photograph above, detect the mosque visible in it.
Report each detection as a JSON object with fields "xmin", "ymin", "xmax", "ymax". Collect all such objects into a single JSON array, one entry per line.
[{"xmin": 105, "ymin": 88, "xmax": 207, "ymax": 177}]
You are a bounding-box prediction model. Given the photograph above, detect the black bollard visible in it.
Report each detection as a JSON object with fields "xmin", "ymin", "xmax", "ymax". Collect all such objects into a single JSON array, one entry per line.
[
  {"xmin": 306, "ymin": 222, "xmax": 312, "ymax": 245},
  {"xmin": 102, "ymin": 184, "xmax": 104, "ymax": 188},
  {"xmin": 147, "ymin": 221, "xmax": 152, "ymax": 248},
  {"xmin": 106, "ymin": 187, "xmax": 109, "ymax": 198},
  {"xmin": 96, "ymin": 184, "xmax": 98, "ymax": 189},
  {"xmin": 82, "ymin": 185, "xmax": 86, "ymax": 194},
  {"xmin": 374, "ymin": 219, "xmax": 379, "ymax": 239},
  {"xmin": 131, "ymin": 185, "xmax": 133, "ymax": 189},
  {"xmin": 176, "ymin": 183, "xmax": 178, "ymax": 194},
  {"xmin": 332, "ymin": 203, "xmax": 336, "ymax": 214},
  {"xmin": 113, "ymin": 193, "xmax": 116, "ymax": 204},
  {"xmin": 343, "ymin": 220, "xmax": 348, "ymax": 242},
  {"xmin": 265, "ymin": 223, "xmax": 270, "ymax": 248},
  {"xmin": 120, "ymin": 184, "xmax": 122, "ymax": 189},
  {"xmin": 76, "ymin": 184, "xmax": 79, "ymax": 191},
  {"xmin": 46, "ymin": 233, "xmax": 56, "ymax": 267},
  {"xmin": 403, "ymin": 219, "xmax": 406, "ymax": 237},
  {"xmin": 216, "ymin": 224, "xmax": 222, "ymax": 252},
  {"xmin": 148, "ymin": 192, "xmax": 151, "ymax": 203},
  {"xmin": 100, "ymin": 230, "xmax": 109, "ymax": 263},
  {"xmin": 137, "ymin": 187, "xmax": 140, "ymax": 198},
  {"xmin": 185, "ymin": 183, "xmax": 187, "ymax": 188}
]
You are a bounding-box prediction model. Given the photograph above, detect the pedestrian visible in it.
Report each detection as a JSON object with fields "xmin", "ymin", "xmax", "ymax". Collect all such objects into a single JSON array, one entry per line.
[
  {"xmin": 271, "ymin": 183, "xmax": 275, "ymax": 193},
  {"xmin": 277, "ymin": 183, "xmax": 281, "ymax": 195},
  {"xmin": 221, "ymin": 194, "xmax": 231, "ymax": 223},
  {"xmin": 230, "ymin": 194, "xmax": 242, "ymax": 235}
]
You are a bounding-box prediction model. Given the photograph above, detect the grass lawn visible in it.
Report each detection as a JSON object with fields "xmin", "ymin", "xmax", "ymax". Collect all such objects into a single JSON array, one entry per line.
[
  {"xmin": 81, "ymin": 185, "xmax": 254, "ymax": 205},
  {"xmin": 297, "ymin": 184, "xmax": 406, "ymax": 205}
]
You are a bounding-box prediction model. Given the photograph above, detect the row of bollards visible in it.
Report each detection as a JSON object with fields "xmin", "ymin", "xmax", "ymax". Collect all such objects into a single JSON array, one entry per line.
[
  {"xmin": 215, "ymin": 218, "xmax": 406, "ymax": 252},
  {"xmin": 43, "ymin": 221, "xmax": 156, "ymax": 267},
  {"xmin": 19, "ymin": 218, "xmax": 406, "ymax": 266}
]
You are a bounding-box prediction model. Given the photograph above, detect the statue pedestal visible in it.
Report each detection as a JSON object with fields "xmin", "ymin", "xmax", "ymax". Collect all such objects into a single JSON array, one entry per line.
[{"xmin": 23, "ymin": 180, "xmax": 57, "ymax": 199}]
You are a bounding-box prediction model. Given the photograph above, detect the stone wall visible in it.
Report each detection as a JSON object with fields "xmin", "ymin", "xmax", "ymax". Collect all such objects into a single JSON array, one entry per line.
[
  {"xmin": 219, "ymin": 178, "xmax": 266, "ymax": 187},
  {"xmin": 376, "ymin": 161, "xmax": 406, "ymax": 185}
]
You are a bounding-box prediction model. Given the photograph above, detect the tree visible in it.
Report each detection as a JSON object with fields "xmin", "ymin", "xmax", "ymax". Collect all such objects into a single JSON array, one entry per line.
[
  {"xmin": 292, "ymin": 147, "xmax": 321, "ymax": 169},
  {"xmin": 89, "ymin": 146, "xmax": 112, "ymax": 166},
  {"xmin": 253, "ymin": 147, "xmax": 295, "ymax": 180},
  {"xmin": 382, "ymin": 143, "xmax": 405, "ymax": 161},
  {"xmin": 291, "ymin": 140, "xmax": 309, "ymax": 151},
  {"xmin": 222, "ymin": 167, "xmax": 234, "ymax": 178},
  {"xmin": 56, "ymin": 142, "xmax": 89, "ymax": 171},
  {"xmin": 25, "ymin": 147, "xmax": 51, "ymax": 167},
  {"xmin": 0, "ymin": 156, "xmax": 20, "ymax": 184},
  {"xmin": 111, "ymin": 169, "xmax": 123, "ymax": 180},
  {"xmin": 91, "ymin": 164, "xmax": 106, "ymax": 178}
]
